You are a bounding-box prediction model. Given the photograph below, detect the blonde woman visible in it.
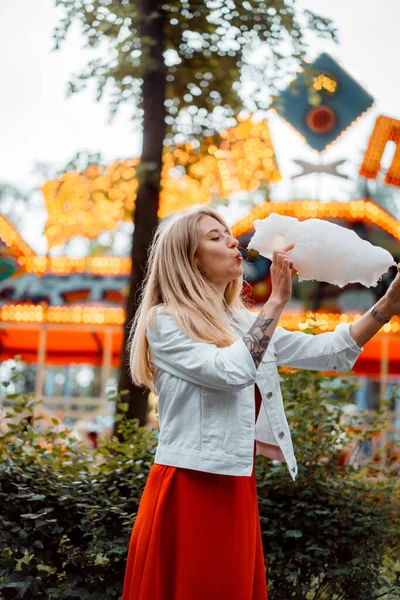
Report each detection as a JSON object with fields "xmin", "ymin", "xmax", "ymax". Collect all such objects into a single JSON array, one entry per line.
[{"xmin": 122, "ymin": 206, "xmax": 400, "ymax": 600}]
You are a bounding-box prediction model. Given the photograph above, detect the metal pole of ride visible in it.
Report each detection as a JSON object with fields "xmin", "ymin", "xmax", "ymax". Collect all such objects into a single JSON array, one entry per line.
[
  {"xmin": 379, "ymin": 336, "xmax": 389, "ymax": 470},
  {"xmin": 35, "ymin": 325, "xmax": 47, "ymax": 421},
  {"xmin": 101, "ymin": 328, "xmax": 113, "ymax": 413}
]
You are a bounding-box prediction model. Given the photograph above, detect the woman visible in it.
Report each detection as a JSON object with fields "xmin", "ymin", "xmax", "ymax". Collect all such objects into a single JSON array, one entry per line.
[{"xmin": 122, "ymin": 207, "xmax": 400, "ymax": 600}]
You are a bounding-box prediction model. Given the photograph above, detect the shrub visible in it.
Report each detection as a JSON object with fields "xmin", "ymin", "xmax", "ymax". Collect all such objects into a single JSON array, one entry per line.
[
  {"xmin": 257, "ymin": 369, "xmax": 400, "ymax": 600},
  {"xmin": 0, "ymin": 396, "xmax": 156, "ymax": 599},
  {"xmin": 0, "ymin": 370, "xmax": 398, "ymax": 599}
]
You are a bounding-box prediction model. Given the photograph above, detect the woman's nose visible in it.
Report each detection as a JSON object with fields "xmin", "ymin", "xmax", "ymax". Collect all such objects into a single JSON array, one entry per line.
[{"xmin": 228, "ymin": 237, "xmax": 239, "ymax": 248}]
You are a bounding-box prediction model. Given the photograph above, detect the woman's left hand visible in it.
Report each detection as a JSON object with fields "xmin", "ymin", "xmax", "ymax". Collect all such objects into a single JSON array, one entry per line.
[{"xmin": 382, "ymin": 269, "xmax": 400, "ymax": 316}]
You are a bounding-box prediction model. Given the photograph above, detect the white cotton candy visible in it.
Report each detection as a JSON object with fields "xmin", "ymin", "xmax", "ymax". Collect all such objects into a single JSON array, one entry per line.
[{"xmin": 247, "ymin": 213, "xmax": 396, "ymax": 288}]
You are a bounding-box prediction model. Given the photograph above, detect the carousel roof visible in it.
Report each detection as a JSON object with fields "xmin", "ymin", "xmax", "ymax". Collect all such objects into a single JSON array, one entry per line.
[
  {"xmin": 0, "ymin": 198, "xmax": 398, "ymax": 278},
  {"xmin": 0, "ymin": 214, "xmax": 35, "ymax": 258}
]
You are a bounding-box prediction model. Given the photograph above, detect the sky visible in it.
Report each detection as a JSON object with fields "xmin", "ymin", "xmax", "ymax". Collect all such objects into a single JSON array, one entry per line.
[{"xmin": 0, "ymin": 0, "xmax": 399, "ymax": 252}]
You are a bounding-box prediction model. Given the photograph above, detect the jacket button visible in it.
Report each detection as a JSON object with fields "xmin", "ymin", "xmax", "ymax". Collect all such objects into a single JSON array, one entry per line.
[
  {"xmin": 278, "ymin": 431, "xmax": 285, "ymax": 439},
  {"xmin": 266, "ymin": 392, "xmax": 273, "ymax": 398}
]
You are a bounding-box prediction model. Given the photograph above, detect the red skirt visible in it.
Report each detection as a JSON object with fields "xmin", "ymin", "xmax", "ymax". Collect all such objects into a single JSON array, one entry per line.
[{"xmin": 122, "ymin": 388, "xmax": 268, "ymax": 600}]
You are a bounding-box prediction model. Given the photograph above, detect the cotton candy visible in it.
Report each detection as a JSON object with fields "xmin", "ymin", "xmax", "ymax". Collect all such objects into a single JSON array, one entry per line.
[{"xmin": 247, "ymin": 213, "xmax": 397, "ymax": 288}]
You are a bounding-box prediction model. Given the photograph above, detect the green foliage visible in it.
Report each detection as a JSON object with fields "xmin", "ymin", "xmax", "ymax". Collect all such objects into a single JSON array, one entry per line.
[
  {"xmin": 0, "ymin": 397, "xmax": 157, "ymax": 599},
  {"xmin": 256, "ymin": 368, "xmax": 400, "ymax": 599},
  {"xmin": 0, "ymin": 371, "xmax": 398, "ymax": 599},
  {"xmin": 54, "ymin": 0, "xmax": 337, "ymax": 138}
]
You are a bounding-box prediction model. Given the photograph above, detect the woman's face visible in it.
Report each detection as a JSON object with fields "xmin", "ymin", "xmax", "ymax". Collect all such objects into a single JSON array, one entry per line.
[{"xmin": 195, "ymin": 215, "xmax": 243, "ymax": 294}]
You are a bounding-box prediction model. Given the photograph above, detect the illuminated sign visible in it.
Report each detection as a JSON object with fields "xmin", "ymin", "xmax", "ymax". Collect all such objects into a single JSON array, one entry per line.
[
  {"xmin": 359, "ymin": 115, "xmax": 400, "ymax": 187},
  {"xmin": 274, "ymin": 53, "xmax": 375, "ymax": 152}
]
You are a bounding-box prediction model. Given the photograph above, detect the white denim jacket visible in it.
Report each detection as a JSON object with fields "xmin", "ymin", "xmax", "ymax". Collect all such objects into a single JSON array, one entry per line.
[{"xmin": 147, "ymin": 307, "xmax": 363, "ymax": 480}]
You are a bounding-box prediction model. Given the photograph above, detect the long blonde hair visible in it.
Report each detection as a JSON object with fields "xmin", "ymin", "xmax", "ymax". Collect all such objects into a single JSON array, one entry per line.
[{"xmin": 129, "ymin": 206, "xmax": 246, "ymax": 390}]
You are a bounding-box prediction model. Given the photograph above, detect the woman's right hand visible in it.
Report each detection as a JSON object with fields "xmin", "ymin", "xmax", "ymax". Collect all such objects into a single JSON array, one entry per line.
[
  {"xmin": 243, "ymin": 243, "xmax": 296, "ymax": 368},
  {"xmin": 269, "ymin": 244, "xmax": 295, "ymax": 305}
]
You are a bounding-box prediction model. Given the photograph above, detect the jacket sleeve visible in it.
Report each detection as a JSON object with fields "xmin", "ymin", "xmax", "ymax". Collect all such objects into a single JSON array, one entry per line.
[
  {"xmin": 146, "ymin": 313, "xmax": 257, "ymax": 391},
  {"xmin": 273, "ymin": 323, "xmax": 363, "ymax": 372}
]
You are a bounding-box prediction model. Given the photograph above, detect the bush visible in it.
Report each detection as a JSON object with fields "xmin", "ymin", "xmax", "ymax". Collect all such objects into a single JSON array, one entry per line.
[
  {"xmin": 0, "ymin": 396, "xmax": 157, "ymax": 599},
  {"xmin": 257, "ymin": 369, "xmax": 400, "ymax": 600},
  {"xmin": 0, "ymin": 370, "xmax": 399, "ymax": 599}
]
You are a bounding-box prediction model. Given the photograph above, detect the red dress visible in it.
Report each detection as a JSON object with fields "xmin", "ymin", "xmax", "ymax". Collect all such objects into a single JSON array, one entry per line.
[{"xmin": 122, "ymin": 386, "xmax": 268, "ymax": 600}]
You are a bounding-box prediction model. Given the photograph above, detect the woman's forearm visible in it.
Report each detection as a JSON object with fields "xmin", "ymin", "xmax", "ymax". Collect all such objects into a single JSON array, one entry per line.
[
  {"xmin": 349, "ymin": 296, "xmax": 395, "ymax": 348},
  {"xmin": 243, "ymin": 297, "xmax": 286, "ymax": 368}
]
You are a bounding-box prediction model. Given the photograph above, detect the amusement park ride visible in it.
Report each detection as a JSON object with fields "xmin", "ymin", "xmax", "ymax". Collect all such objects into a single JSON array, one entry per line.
[{"xmin": 0, "ymin": 53, "xmax": 400, "ymax": 427}]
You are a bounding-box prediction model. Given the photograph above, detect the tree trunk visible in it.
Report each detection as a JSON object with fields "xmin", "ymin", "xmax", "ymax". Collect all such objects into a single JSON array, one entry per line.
[{"xmin": 117, "ymin": 0, "xmax": 166, "ymax": 429}]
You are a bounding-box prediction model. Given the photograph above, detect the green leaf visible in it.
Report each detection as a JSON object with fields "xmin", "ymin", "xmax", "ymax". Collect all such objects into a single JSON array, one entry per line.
[
  {"xmin": 37, "ymin": 563, "xmax": 57, "ymax": 577},
  {"xmin": 284, "ymin": 530, "xmax": 303, "ymax": 538}
]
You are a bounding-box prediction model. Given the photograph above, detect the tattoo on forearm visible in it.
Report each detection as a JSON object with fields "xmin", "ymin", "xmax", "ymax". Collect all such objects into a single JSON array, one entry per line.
[{"xmin": 243, "ymin": 316, "xmax": 274, "ymax": 368}]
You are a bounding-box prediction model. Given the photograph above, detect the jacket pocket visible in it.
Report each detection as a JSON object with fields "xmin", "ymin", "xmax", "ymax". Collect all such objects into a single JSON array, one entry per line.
[{"xmin": 202, "ymin": 388, "xmax": 229, "ymax": 452}]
